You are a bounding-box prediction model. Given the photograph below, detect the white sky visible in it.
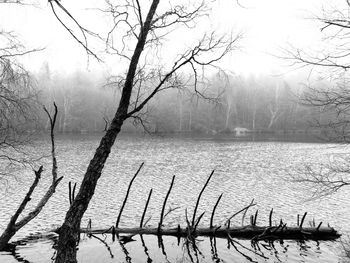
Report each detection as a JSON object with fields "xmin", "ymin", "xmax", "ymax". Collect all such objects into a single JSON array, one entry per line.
[{"xmin": 0, "ymin": 0, "xmax": 343, "ymax": 76}]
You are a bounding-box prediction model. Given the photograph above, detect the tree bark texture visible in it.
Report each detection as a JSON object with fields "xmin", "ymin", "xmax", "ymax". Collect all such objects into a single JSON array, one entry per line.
[{"xmin": 54, "ymin": 1, "xmax": 160, "ymax": 262}]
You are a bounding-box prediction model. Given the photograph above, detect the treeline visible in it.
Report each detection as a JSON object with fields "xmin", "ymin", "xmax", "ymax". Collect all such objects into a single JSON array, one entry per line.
[
  {"xmin": 32, "ymin": 66, "xmax": 326, "ymax": 134},
  {"xmin": 149, "ymin": 72, "xmax": 322, "ymax": 134}
]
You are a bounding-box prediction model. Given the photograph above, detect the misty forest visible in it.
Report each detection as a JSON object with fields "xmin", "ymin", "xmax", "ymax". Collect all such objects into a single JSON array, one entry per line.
[{"xmin": 1, "ymin": 0, "xmax": 350, "ymax": 263}]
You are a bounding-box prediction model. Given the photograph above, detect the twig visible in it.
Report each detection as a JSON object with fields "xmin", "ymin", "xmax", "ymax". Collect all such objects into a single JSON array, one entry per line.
[
  {"xmin": 116, "ymin": 162, "xmax": 144, "ymax": 228},
  {"xmin": 193, "ymin": 211, "xmax": 205, "ymax": 232},
  {"xmin": 253, "ymin": 210, "xmax": 258, "ymax": 226},
  {"xmin": 163, "ymin": 206, "xmax": 180, "ymax": 221},
  {"xmin": 192, "ymin": 170, "xmax": 214, "ymax": 226},
  {"xmin": 241, "ymin": 199, "xmax": 255, "ymax": 226},
  {"xmin": 48, "ymin": 0, "xmax": 102, "ymax": 62},
  {"xmin": 269, "ymin": 208, "xmax": 273, "ymax": 227},
  {"xmin": 140, "ymin": 188, "xmax": 152, "ymax": 228},
  {"xmin": 300, "ymin": 212, "xmax": 307, "ymax": 229},
  {"xmin": 225, "ymin": 199, "xmax": 256, "ymax": 226},
  {"xmin": 158, "ymin": 175, "xmax": 175, "ymax": 233},
  {"xmin": 210, "ymin": 193, "xmax": 223, "ymax": 228}
]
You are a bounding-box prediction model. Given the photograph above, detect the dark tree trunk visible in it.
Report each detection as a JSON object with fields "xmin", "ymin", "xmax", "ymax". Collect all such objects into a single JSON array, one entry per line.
[
  {"xmin": 0, "ymin": 107, "xmax": 62, "ymax": 250},
  {"xmin": 0, "ymin": 227, "xmax": 15, "ymax": 250},
  {"xmin": 54, "ymin": 1, "xmax": 160, "ymax": 262}
]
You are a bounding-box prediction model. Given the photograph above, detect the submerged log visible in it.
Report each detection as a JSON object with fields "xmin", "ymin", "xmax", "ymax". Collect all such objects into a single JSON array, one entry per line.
[
  {"xmin": 79, "ymin": 224, "xmax": 340, "ymax": 241},
  {"xmin": 65, "ymin": 170, "xmax": 340, "ymax": 246}
]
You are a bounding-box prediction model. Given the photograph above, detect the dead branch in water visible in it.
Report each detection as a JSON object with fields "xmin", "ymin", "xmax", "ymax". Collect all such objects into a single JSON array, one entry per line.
[
  {"xmin": 64, "ymin": 166, "xmax": 341, "ymax": 243},
  {"xmin": 140, "ymin": 189, "xmax": 152, "ymax": 228},
  {"xmin": 81, "ymin": 224, "xmax": 340, "ymax": 241},
  {"xmin": 0, "ymin": 103, "xmax": 63, "ymax": 250},
  {"xmin": 210, "ymin": 193, "xmax": 223, "ymax": 229},
  {"xmin": 192, "ymin": 170, "xmax": 214, "ymax": 227},
  {"xmin": 158, "ymin": 175, "xmax": 175, "ymax": 233},
  {"xmin": 116, "ymin": 162, "xmax": 144, "ymax": 228}
]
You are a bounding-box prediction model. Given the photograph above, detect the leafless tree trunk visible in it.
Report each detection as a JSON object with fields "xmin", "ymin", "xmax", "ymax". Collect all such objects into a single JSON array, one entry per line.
[
  {"xmin": 53, "ymin": 1, "xmax": 239, "ymax": 262},
  {"xmin": 252, "ymin": 106, "xmax": 257, "ymax": 130},
  {"xmin": 54, "ymin": 2, "xmax": 161, "ymax": 262},
  {"xmin": 267, "ymin": 84, "xmax": 282, "ymax": 129},
  {"xmin": 0, "ymin": 104, "xmax": 62, "ymax": 250}
]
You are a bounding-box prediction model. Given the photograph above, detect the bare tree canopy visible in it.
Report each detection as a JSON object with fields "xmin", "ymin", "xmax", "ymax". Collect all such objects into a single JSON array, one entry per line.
[
  {"xmin": 281, "ymin": 0, "xmax": 350, "ymax": 142},
  {"xmin": 53, "ymin": 1, "xmax": 241, "ymax": 262},
  {"xmin": 284, "ymin": 0, "xmax": 350, "ymax": 197},
  {"xmin": 0, "ymin": 29, "xmax": 41, "ymax": 178}
]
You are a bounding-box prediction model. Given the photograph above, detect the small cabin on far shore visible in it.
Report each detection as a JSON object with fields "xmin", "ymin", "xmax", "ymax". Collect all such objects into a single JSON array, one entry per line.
[{"xmin": 234, "ymin": 127, "xmax": 250, "ymax": 136}]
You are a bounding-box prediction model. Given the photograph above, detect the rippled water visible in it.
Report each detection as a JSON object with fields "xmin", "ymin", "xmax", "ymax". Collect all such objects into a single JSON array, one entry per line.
[{"xmin": 1, "ymin": 134, "xmax": 350, "ymax": 262}]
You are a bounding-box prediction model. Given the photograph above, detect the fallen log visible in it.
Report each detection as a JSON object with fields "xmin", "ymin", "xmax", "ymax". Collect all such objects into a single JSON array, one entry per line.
[
  {"xmin": 59, "ymin": 170, "xmax": 340, "ymax": 244},
  {"xmin": 79, "ymin": 224, "xmax": 340, "ymax": 241}
]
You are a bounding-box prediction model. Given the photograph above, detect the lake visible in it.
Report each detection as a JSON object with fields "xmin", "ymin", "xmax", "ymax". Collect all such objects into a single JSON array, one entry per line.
[{"xmin": 0, "ymin": 134, "xmax": 349, "ymax": 262}]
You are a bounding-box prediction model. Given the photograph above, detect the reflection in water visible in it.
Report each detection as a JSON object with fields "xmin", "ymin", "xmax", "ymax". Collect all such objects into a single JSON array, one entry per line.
[
  {"xmin": 3, "ymin": 233, "xmax": 58, "ymax": 263},
  {"xmin": 7, "ymin": 246, "xmax": 31, "ymax": 263},
  {"xmin": 1, "ymin": 137, "xmax": 347, "ymax": 262},
  {"xmin": 119, "ymin": 239, "xmax": 132, "ymax": 263},
  {"xmin": 140, "ymin": 235, "xmax": 152, "ymax": 263},
  {"xmin": 210, "ymin": 237, "xmax": 221, "ymax": 262},
  {"xmin": 89, "ymin": 234, "xmax": 114, "ymax": 258},
  {"xmin": 157, "ymin": 235, "xmax": 170, "ymax": 263},
  {"xmin": 5, "ymin": 232, "xmax": 343, "ymax": 263},
  {"xmin": 185, "ymin": 236, "xmax": 204, "ymax": 263}
]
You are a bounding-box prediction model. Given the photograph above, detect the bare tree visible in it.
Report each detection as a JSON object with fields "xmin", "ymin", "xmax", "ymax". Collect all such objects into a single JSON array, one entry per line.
[
  {"xmin": 294, "ymin": 154, "xmax": 350, "ymax": 199},
  {"xmin": 0, "ymin": 0, "xmax": 65, "ymax": 249},
  {"xmin": 53, "ymin": 1, "xmax": 240, "ymax": 262},
  {"xmin": 0, "ymin": 1, "xmax": 41, "ymax": 166},
  {"xmin": 0, "ymin": 104, "xmax": 63, "ymax": 250},
  {"xmin": 267, "ymin": 83, "xmax": 284, "ymax": 129},
  {"xmin": 0, "ymin": 28, "xmax": 42, "ymax": 180},
  {"xmin": 284, "ymin": 0, "xmax": 350, "ymax": 196}
]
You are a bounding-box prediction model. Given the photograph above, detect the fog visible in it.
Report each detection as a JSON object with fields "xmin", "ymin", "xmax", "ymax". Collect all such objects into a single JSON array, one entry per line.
[{"xmin": 32, "ymin": 64, "xmax": 331, "ymax": 135}]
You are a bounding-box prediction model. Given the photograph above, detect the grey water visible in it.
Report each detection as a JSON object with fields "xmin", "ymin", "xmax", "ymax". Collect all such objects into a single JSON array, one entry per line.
[{"xmin": 0, "ymin": 134, "xmax": 349, "ymax": 262}]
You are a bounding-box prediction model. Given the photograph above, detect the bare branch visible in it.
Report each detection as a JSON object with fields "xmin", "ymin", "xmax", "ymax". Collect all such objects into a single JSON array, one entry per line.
[
  {"xmin": 49, "ymin": 0, "xmax": 102, "ymax": 62},
  {"xmin": 126, "ymin": 32, "xmax": 241, "ymax": 118}
]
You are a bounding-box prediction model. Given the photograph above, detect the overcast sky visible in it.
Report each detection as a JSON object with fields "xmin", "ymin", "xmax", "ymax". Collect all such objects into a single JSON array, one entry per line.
[{"xmin": 0, "ymin": 0, "xmax": 343, "ymax": 76}]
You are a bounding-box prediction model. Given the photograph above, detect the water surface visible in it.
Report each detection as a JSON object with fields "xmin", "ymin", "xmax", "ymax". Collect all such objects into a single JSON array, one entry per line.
[{"xmin": 0, "ymin": 135, "xmax": 349, "ymax": 262}]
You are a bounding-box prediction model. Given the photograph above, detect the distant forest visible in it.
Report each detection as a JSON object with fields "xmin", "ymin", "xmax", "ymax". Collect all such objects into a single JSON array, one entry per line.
[{"xmin": 30, "ymin": 63, "xmax": 331, "ymax": 135}]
